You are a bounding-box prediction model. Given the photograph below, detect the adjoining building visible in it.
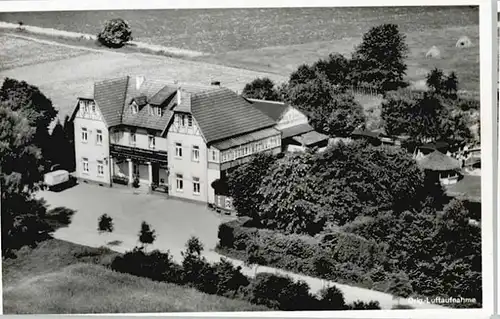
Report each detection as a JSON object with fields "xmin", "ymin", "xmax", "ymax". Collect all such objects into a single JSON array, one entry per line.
[
  {"xmin": 70, "ymin": 76, "xmax": 326, "ymax": 207},
  {"xmin": 245, "ymin": 98, "xmax": 329, "ymax": 152}
]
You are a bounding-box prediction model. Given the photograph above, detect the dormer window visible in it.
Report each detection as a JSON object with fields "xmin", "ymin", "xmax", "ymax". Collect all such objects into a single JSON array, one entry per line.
[
  {"xmin": 156, "ymin": 106, "xmax": 163, "ymax": 117},
  {"xmin": 131, "ymin": 102, "xmax": 139, "ymax": 114}
]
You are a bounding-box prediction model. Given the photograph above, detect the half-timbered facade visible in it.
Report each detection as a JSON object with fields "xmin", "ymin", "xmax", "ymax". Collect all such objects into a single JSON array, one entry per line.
[{"xmin": 71, "ymin": 76, "xmax": 281, "ymax": 205}]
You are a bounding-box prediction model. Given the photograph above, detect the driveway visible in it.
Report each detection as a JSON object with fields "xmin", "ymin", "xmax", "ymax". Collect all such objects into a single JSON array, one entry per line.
[
  {"xmin": 37, "ymin": 183, "xmax": 226, "ymax": 261},
  {"xmin": 37, "ymin": 183, "xmax": 446, "ymax": 310}
]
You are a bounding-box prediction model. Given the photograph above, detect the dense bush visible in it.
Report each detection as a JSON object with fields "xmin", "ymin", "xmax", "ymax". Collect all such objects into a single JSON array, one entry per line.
[
  {"xmin": 243, "ymin": 272, "xmax": 318, "ymax": 310},
  {"xmin": 110, "ymin": 247, "xmax": 182, "ymax": 284},
  {"xmin": 97, "ymin": 18, "xmax": 132, "ymax": 48},
  {"xmin": 97, "ymin": 214, "xmax": 114, "ymax": 233}
]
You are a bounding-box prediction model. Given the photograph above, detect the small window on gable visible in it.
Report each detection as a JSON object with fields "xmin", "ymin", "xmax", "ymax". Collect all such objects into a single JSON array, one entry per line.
[
  {"xmin": 131, "ymin": 103, "xmax": 139, "ymax": 114},
  {"xmin": 188, "ymin": 114, "xmax": 193, "ymax": 127}
]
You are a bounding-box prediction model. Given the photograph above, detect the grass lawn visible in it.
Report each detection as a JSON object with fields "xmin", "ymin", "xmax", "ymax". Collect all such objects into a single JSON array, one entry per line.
[{"xmin": 3, "ymin": 239, "xmax": 269, "ymax": 314}]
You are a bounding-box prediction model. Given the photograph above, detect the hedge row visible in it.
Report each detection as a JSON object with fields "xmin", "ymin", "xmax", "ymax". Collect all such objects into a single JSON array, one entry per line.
[
  {"xmin": 218, "ymin": 218, "xmax": 393, "ymax": 291},
  {"xmin": 110, "ymin": 242, "xmax": 381, "ymax": 311}
]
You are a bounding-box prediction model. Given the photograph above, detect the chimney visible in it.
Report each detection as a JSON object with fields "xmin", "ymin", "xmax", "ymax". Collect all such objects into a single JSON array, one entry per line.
[
  {"xmin": 177, "ymin": 86, "xmax": 182, "ymax": 105},
  {"xmin": 136, "ymin": 76, "xmax": 145, "ymax": 91}
]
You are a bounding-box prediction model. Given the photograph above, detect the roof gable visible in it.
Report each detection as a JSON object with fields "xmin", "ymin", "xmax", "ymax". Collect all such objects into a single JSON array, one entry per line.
[
  {"xmin": 190, "ymin": 88, "xmax": 276, "ymax": 144},
  {"xmin": 94, "ymin": 76, "xmax": 129, "ymax": 127},
  {"xmin": 246, "ymin": 98, "xmax": 289, "ymax": 122}
]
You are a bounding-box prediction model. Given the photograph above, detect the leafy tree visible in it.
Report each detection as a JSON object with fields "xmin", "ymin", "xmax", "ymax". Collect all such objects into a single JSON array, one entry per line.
[
  {"xmin": 258, "ymin": 152, "xmax": 326, "ymax": 235},
  {"xmin": 319, "ymin": 285, "xmax": 348, "ymax": 310},
  {"xmin": 181, "ymin": 236, "xmax": 218, "ymax": 293},
  {"xmin": 308, "ymin": 93, "xmax": 365, "ymax": 137},
  {"xmin": 350, "ymin": 24, "xmax": 409, "ymax": 92},
  {"xmin": 313, "ymin": 53, "xmax": 351, "ymax": 87},
  {"xmin": 226, "ymin": 152, "xmax": 275, "ymax": 222},
  {"xmin": 97, "ymin": 18, "xmax": 133, "ymax": 48},
  {"xmin": 0, "ymin": 78, "xmax": 57, "ymax": 171},
  {"xmin": 245, "ymin": 241, "xmax": 267, "ymax": 276},
  {"xmin": 0, "ymin": 79, "xmax": 57, "ymax": 256},
  {"xmin": 97, "ymin": 214, "xmax": 114, "ymax": 233},
  {"xmin": 242, "ymin": 77, "xmax": 280, "ymax": 101},
  {"xmin": 289, "ymin": 63, "xmax": 321, "ymax": 87},
  {"xmin": 245, "ymin": 272, "xmax": 316, "ymax": 310},
  {"xmin": 426, "ymin": 68, "xmax": 459, "ymax": 99},
  {"xmin": 387, "ymin": 272, "xmax": 413, "ymax": 304},
  {"xmin": 138, "ymin": 221, "xmax": 156, "ymax": 249},
  {"xmin": 286, "ymin": 75, "xmax": 364, "ymax": 137},
  {"xmin": 213, "ymin": 258, "xmax": 250, "ymax": 297}
]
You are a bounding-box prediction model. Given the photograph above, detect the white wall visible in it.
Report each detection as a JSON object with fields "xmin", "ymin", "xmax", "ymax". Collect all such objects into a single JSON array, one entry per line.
[
  {"xmin": 74, "ymin": 100, "xmax": 111, "ymax": 185},
  {"xmin": 167, "ymin": 113, "xmax": 209, "ymax": 203}
]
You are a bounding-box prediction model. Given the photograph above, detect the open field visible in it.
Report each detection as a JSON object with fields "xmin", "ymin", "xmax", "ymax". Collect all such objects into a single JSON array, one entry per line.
[
  {"xmin": 0, "ymin": 33, "xmax": 286, "ymax": 122},
  {"xmin": 197, "ymin": 24, "xmax": 479, "ymax": 92},
  {"xmin": 0, "ymin": 7, "xmax": 479, "ymax": 53},
  {"xmin": 3, "ymin": 239, "xmax": 268, "ymax": 314},
  {"xmin": 0, "ymin": 7, "xmax": 479, "ymax": 91}
]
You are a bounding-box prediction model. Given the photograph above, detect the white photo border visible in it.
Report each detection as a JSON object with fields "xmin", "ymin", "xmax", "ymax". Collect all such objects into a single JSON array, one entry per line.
[{"xmin": 0, "ymin": 1, "xmax": 496, "ymax": 319}]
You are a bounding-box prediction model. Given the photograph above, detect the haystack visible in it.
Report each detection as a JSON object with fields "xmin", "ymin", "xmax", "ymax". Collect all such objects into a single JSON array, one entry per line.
[
  {"xmin": 425, "ymin": 45, "xmax": 441, "ymax": 58},
  {"xmin": 455, "ymin": 36, "xmax": 472, "ymax": 48}
]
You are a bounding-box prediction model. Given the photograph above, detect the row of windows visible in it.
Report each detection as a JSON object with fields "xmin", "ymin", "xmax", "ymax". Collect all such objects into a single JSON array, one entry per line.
[
  {"xmin": 82, "ymin": 158, "xmax": 104, "ymax": 176},
  {"xmin": 220, "ymin": 136, "xmax": 281, "ymax": 163},
  {"xmin": 80, "ymin": 100, "xmax": 96, "ymax": 114},
  {"xmin": 81, "ymin": 127, "xmax": 103, "ymax": 145},
  {"xmin": 174, "ymin": 113, "xmax": 193, "ymax": 127},
  {"xmin": 175, "ymin": 143, "xmax": 199, "ymax": 162},
  {"xmin": 175, "ymin": 174, "xmax": 200, "ymax": 195},
  {"xmin": 131, "ymin": 103, "xmax": 163, "ymax": 117}
]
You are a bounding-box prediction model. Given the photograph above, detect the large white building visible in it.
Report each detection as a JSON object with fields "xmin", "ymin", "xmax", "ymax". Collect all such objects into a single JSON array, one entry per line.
[{"xmin": 70, "ymin": 76, "xmax": 328, "ymax": 207}]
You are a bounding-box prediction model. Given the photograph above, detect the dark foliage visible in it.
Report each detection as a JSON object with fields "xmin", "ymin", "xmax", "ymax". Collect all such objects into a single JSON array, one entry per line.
[
  {"xmin": 350, "ymin": 24, "xmax": 409, "ymax": 92},
  {"xmin": 138, "ymin": 221, "xmax": 156, "ymax": 248},
  {"xmin": 242, "ymin": 77, "xmax": 281, "ymax": 101},
  {"xmin": 98, "ymin": 214, "xmax": 114, "ymax": 233},
  {"xmin": 97, "ymin": 18, "xmax": 133, "ymax": 48}
]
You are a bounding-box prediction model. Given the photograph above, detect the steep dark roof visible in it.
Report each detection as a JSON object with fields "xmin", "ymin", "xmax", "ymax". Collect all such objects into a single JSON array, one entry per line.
[
  {"xmin": 190, "ymin": 88, "xmax": 276, "ymax": 144},
  {"xmin": 246, "ymin": 98, "xmax": 289, "ymax": 121},
  {"xmin": 94, "ymin": 76, "xmax": 129, "ymax": 127},
  {"xmin": 149, "ymin": 86, "xmax": 177, "ymax": 106}
]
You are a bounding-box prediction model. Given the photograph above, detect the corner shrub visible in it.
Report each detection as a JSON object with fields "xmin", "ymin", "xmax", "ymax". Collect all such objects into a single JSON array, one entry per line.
[
  {"xmin": 97, "ymin": 213, "xmax": 114, "ymax": 233},
  {"xmin": 319, "ymin": 285, "xmax": 348, "ymax": 310},
  {"xmin": 110, "ymin": 247, "xmax": 182, "ymax": 283},
  {"xmin": 213, "ymin": 258, "xmax": 250, "ymax": 297},
  {"xmin": 97, "ymin": 18, "xmax": 132, "ymax": 48},
  {"xmin": 348, "ymin": 300, "xmax": 381, "ymax": 310},
  {"xmin": 244, "ymin": 272, "xmax": 318, "ymax": 310}
]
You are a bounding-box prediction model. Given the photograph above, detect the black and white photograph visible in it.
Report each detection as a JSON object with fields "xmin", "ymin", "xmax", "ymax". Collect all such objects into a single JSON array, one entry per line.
[{"xmin": 0, "ymin": 0, "xmax": 496, "ymax": 316}]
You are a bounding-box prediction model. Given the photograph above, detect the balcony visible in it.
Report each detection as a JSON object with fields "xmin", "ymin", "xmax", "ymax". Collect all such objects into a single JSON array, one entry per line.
[{"xmin": 110, "ymin": 143, "xmax": 168, "ymax": 165}]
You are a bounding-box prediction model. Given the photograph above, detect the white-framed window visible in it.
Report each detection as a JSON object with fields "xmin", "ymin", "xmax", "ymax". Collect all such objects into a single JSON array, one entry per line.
[
  {"xmin": 156, "ymin": 106, "xmax": 162, "ymax": 117},
  {"xmin": 129, "ymin": 131, "xmax": 136, "ymax": 145},
  {"xmin": 112, "ymin": 131, "xmax": 120, "ymax": 143},
  {"xmin": 82, "ymin": 157, "xmax": 89, "ymax": 174},
  {"xmin": 148, "ymin": 135, "xmax": 156, "ymax": 149},
  {"xmin": 176, "ymin": 174, "xmax": 183, "ymax": 191},
  {"xmin": 192, "ymin": 145, "xmax": 200, "ymax": 162},
  {"xmin": 131, "ymin": 103, "xmax": 139, "ymax": 114},
  {"xmin": 81, "ymin": 127, "xmax": 88, "ymax": 143},
  {"xmin": 97, "ymin": 160, "xmax": 104, "ymax": 176},
  {"xmin": 90, "ymin": 101, "xmax": 96, "ymax": 113},
  {"xmin": 82, "ymin": 100, "xmax": 89, "ymax": 113},
  {"xmin": 193, "ymin": 177, "xmax": 200, "ymax": 195},
  {"xmin": 211, "ymin": 150, "xmax": 217, "ymax": 162},
  {"xmin": 181, "ymin": 114, "xmax": 186, "ymax": 126},
  {"xmin": 96, "ymin": 129, "xmax": 103, "ymax": 145},
  {"xmin": 175, "ymin": 143, "xmax": 182, "ymax": 158},
  {"xmin": 188, "ymin": 114, "xmax": 193, "ymax": 127}
]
